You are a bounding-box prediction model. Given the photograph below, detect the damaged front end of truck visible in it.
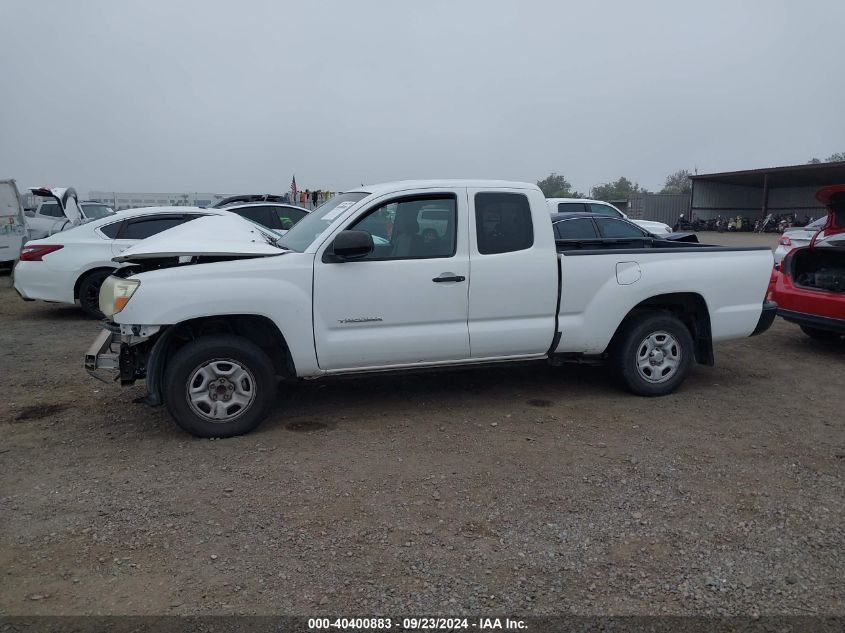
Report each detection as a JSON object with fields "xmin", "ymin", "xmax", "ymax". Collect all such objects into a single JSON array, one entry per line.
[{"xmin": 84, "ymin": 214, "xmax": 289, "ymax": 404}]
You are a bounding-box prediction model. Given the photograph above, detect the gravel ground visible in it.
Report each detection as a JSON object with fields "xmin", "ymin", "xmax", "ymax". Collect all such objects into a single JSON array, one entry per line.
[{"xmin": 1, "ymin": 232, "xmax": 843, "ymax": 616}]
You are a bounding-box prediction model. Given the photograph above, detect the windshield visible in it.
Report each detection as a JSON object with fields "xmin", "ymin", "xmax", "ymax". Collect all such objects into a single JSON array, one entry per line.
[
  {"xmin": 81, "ymin": 203, "xmax": 115, "ymax": 219},
  {"xmin": 278, "ymin": 192, "xmax": 369, "ymax": 252}
]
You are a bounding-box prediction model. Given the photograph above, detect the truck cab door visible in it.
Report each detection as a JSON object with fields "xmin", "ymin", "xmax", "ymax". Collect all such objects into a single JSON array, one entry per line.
[
  {"xmin": 313, "ymin": 189, "xmax": 471, "ymax": 371},
  {"xmin": 467, "ymin": 187, "xmax": 558, "ymax": 358}
]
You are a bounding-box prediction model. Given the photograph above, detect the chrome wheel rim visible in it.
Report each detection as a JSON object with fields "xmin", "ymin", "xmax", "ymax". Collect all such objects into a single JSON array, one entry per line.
[
  {"xmin": 186, "ymin": 359, "xmax": 256, "ymax": 423},
  {"xmin": 635, "ymin": 331, "xmax": 681, "ymax": 384}
]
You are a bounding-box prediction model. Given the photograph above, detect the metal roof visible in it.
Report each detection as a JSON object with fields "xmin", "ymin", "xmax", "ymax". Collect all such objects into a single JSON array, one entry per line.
[{"xmin": 690, "ymin": 161, "xmax": 845, "ymax": 188}]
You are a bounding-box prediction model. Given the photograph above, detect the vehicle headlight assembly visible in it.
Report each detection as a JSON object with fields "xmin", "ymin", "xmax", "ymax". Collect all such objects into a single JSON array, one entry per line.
[{"xmin": 99, "ymin": 276, "xmax": 140, "ymax": 318}]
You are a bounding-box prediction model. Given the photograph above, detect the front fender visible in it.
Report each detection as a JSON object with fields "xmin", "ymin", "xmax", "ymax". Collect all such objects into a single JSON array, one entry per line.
[{"xmin": 114, "ymin": 253, "xmax": 319, "ymax": 375}]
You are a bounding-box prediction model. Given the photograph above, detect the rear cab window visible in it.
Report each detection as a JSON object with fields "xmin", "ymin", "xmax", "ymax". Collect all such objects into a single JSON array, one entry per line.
[{"xmin": 475, "ymin": 192, "xmax": 533, "ymax": 254}]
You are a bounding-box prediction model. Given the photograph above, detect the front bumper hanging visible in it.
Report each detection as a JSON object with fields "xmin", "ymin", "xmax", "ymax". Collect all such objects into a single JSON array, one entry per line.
[{"xmin": 84, "ymin": 329, "xmax": 120, "ymax": 370}]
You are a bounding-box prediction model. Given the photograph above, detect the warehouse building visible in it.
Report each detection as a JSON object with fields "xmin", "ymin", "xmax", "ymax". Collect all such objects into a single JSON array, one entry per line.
[
  {"xmin": 689, "ymin": 161, "xmax": 845, "ymax": 224},
  {"xmin": 87, "ymin": 191, "xmax": 236, "ymax": 210}
]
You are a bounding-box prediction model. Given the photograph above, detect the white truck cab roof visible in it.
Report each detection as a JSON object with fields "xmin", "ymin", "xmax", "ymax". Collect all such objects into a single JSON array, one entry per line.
[{"xmin": 351, "ymin": 180, "xmax": 538, "ymax": 196}]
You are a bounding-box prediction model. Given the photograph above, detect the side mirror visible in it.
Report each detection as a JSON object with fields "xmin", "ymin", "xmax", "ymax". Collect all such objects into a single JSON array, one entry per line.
[{"xmin": 327, "ymin": 230, "xmax": 373, "ymax": 262}]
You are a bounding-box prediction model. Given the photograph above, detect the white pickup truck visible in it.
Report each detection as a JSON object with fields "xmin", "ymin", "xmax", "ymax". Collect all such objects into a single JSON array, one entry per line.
[{"xmin": 85, "ymin": 180, "xmax": 776, "ymax": 438}]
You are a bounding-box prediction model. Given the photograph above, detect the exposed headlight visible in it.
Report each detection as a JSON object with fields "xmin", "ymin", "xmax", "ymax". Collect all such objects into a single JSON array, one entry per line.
[{"xmin": 99, "ymin": 276, "xmax": 140, "ymax": 318}]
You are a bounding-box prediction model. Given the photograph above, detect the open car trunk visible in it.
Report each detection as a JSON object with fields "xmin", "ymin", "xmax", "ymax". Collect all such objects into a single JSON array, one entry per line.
[
  {"xmin": 790, "ymin": 247, "xmax": 845, "ymax": 293},
  {"xmin": 28, "ymin": 187, "xmax": 84, "ymax": 222}
]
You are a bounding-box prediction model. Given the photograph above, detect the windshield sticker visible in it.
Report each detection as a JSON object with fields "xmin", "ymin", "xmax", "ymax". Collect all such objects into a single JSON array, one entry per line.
[{"xmin": 323, "ymin": 201, "xmax": 355, "ymax": 220}]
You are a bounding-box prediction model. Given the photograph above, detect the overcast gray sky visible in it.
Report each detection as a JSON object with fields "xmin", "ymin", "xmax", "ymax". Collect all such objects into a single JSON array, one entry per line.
[{"xmin": 1, "ymin": 0, "xmax": 844, "ymax": 195}]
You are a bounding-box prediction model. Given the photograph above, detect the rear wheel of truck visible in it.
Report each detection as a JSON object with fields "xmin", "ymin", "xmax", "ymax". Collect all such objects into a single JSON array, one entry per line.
[
  {"xmin": 163, "ymin": 334, "xmax": 276, "ymax": 438},
  {"xmin": 800, "ymin": 325, "xmax": 841, "ymax": 341},
  {"xmin": 613, "ymin": 313, "xmax": 694, "ymax": 396}
]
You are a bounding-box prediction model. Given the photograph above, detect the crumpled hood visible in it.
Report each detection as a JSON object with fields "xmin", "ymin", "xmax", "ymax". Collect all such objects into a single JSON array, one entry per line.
[{"xmin": 114, "ymin": 213, "xmax": 284, "ymax": 262}]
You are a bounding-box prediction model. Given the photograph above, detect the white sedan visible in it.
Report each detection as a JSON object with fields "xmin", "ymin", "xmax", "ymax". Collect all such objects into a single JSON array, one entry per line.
[
  {"xmin": 14, "ymin": 199, "xmax": 311, "ymax": 317},
  {"xmin": 547, "ymin": 198, "xmax": 673, "ymax": 235},
  {"xmin": 14, "ymin": 207, "xmax": 226, "ymax": 317},
  {"xmin": 773, "ymin": 217, "xmax": 825, "ymax": 263}
]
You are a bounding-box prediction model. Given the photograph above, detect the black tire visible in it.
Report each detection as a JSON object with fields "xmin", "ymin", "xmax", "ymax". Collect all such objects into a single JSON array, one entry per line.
[
  {"xmin": 78, "ymin": 269, "xmax": 113, "ymax": 318},
  {"xmin": 800, "ymin": 326, "xmax": 841, "ymax": 341},
  {"xmin": 163, "ymin": 334, "xmax": 276, "ymax": 438},
  {"xmin": 613, "ymin": 312, "xmax": 694, "ymax": 396}
]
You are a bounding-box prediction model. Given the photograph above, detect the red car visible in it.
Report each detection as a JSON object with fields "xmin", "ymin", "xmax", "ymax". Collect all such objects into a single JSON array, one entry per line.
[{"xmin": 768, "ymin": 184, "xmax": 845, "ymax": 340}]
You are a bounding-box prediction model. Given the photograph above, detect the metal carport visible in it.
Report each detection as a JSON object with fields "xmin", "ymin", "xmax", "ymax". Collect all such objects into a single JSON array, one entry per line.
[{"xmin": 690, "ymin": 161, "xmax": 845, "ymax": 223}]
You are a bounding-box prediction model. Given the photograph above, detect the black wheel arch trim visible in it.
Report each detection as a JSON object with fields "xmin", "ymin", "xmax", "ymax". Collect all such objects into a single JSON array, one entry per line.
[
  {"xmin": 606, "ymin": 292, "xmax": 714, "ymax": 366},
  {"xmin": 750, "ymin": 301, "xmax": 778, "ymax": 336}
]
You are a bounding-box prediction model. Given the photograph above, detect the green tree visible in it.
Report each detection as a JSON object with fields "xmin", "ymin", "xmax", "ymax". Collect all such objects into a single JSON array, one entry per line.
[
  {"xmin": 826, "ymin": 152, "xmax": 845, "ymax": 162},
  {"xmin": 536, "ymin": 173, "xmax": 582, "ymax": 198},
  {"xmin": 808, "ymin": 158, "xmax": 822, "ymax": 164},
  {"xmin": 590, "ymin": 176, "xmax": 644, "ymax": 201},
  {"xmin": 660, "ymin": 169, "xmax": 692, "ymax": 194}
]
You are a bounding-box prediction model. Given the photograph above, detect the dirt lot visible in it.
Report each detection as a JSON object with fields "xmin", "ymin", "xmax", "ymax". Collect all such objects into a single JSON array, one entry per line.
[{"xmin": 1, "ymin": 232, "xmax": 843, "ymax": 616}]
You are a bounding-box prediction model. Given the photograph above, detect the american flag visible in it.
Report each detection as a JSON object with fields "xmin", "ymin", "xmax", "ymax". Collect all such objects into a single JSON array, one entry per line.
[{"xmin": 290, "ymin": 175, "xmax": 297, "ymax": 197}]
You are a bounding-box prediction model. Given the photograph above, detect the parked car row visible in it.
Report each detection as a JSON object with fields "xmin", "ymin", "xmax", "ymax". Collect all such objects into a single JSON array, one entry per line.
[{"xmin": 545, "ymin": 197, "xmax": 673, "ymax": 235}]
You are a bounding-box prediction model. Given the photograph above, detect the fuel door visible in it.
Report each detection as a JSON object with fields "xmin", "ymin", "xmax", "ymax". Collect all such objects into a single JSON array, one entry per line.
[{"xmin": 616, "ymin": 261, "xmax": 642, "ymax": 285}]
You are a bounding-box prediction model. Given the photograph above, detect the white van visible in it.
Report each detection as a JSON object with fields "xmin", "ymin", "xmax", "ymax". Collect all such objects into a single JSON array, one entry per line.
[{"xmin": 0, "ymin": 179, "xmax": 27, "ymax": 266}]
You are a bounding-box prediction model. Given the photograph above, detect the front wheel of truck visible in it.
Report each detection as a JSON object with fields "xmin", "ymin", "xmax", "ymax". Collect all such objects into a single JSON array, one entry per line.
[
  {"xmin": 613, "ymin": 313, "xmax": 694, "ymax": 396},
  {"xmin": 163, "ymin": 334, "xmax": 276, "ymax": 438}
]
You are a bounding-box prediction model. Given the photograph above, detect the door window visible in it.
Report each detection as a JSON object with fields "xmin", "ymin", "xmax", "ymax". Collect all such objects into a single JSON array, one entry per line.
[
  {"xmin": 99, "ymin": 220, "xmax": 124, "ymax": 239},
  {"xmin": 39, "ymin": 202, "xmax": 63, "ymax": 217},
  {"xmin": 589, "ymin": 203, "xmax": 623, "ymax": 218},
  {"xmin": 348, "ymin": 195, "xmax": 457, "ymax": 260},
  {"xmin": 595, "ymin": 217, "xmax": 648, "ymax": 238},
  {"xmin": 554, "ymin": 218, "xmax": 598, "ymax": 240},
  {"xmin": 118, "ymin": 215, "xmax": 200, "ymax": 240},
  {"xmin": 229, "ymin": 206, "xmax": 275, "ymax": 230},
  {"xmin": 274, "ymin": 206, "xmax": 308, "ymax": 230},
  {"xmin": 475, "ymin": 192, "xmax": 534, "ymax": 254}
]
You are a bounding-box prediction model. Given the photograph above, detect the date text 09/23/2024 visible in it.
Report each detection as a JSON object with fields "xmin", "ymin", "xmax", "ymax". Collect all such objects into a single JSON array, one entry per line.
[{"xmin": 308, "ymin": 617, "xmax": 527, "ymax": 630}]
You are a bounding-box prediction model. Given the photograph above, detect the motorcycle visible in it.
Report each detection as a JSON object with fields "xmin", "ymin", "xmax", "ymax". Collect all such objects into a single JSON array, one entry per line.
[
  {"xmin": 673, "ymin": 215, "xmax": 695, "ymax": 232},
  {"xmin": 778, "ymin": 214, "xmax": 795, "ymax": 232}
]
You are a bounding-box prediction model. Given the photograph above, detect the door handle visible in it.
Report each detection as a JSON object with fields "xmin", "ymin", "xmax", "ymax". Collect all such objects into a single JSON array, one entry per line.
[{"xmin": 432, "ymin": 274, "xmax": 465, "ymax": 283}]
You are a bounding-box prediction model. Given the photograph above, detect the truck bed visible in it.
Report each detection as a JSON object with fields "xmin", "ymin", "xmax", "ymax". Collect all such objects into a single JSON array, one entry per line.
[{"xmin": 554, "ymin": 244, "xmax": 774, "ymax": 355}]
